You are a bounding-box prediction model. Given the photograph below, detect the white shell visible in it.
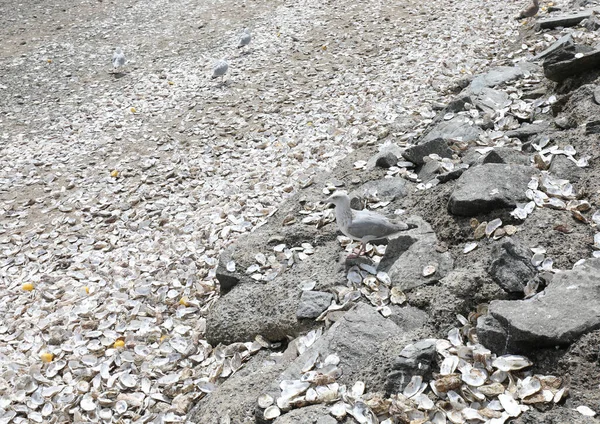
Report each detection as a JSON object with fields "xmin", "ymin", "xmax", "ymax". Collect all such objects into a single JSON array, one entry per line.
[
  {"xmin": 258, "ymin": 394, "xmax": 274, "ymax": 409},
  {"xmin": 264, "ymin": 405, "xmax": 281, "ymax": 420},
  {"xmin": 403, "ymin": 375, "xmax": 423, "ymax": 398},
  {"xmin": 576, "ymin": 405, "xmax": 596, "ymax": 417},
  {"xmin": 440, "ymin": 356, "xmax": 459, "ymax": 375},
  {"xmin": 463, "ymin": 242, "xmax": 478, "ymax": 254},
  {"xmin": 80, "ymin": 394, "xmax": 96, "ymax": 412},
  {"xmin": 492, "ymin": 355, "xmax": 532, "ymax": 371},
  {"xmin": 498, "ymin": 393, "xmax": 521, "ymax": 417},
  {"xmin": 423, "ymin": 265, "xmax": 436, "ymax": 277}
]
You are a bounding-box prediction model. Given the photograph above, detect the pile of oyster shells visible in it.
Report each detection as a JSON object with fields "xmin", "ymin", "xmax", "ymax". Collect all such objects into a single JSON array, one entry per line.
[{"xmin": 260, "ymin": 309, "xmax": 568, "ymax": 423}]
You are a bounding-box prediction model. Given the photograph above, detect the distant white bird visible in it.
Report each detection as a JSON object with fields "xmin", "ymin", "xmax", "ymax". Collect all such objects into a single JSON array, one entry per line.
[
  {"xmin": 327, "ymin": 192, "xmax": 416, "ymax": 258},
  {"xmin": 212, "ymin": 59, "xmax": 229, "ymax": 81},
  {"xmin": 238, "ymin": 28, "xmax": 252, "ymax": 49},
  {"xmin": 112, "ymin": 47, "xmax": 126, "ymax": 71}
]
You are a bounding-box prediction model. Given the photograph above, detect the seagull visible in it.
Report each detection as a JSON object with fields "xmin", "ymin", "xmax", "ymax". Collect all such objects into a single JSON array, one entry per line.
[
  {"xmin": 327, "ymin": 192, "xmax": 416, "ymax": 258},
  {"xmin": 112, "ymin": 47, "xmax": 126, "ymax": 72},
  {"xmin": 516, "ymin": 0, "xmax": 539, "ymax": 20},
  {"xmin": 212, "ymin": 58, "xmax": 229, "ymax": 81},
  {"xmin": 238, "ymin": 28, "xmax": 252, "ymax": 50}
]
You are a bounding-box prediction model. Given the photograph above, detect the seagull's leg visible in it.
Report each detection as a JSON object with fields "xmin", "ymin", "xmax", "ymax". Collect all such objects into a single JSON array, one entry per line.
[{"xmin": 346, "ymin": 242, "xmax": 366, "ymax": 259}]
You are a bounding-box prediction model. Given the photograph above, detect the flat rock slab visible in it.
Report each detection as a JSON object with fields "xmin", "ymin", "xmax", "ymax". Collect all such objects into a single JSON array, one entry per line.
[
  {"xmin": 402, "ymin": 137, "xmax": 453, "ymax": 165},
  {"xmin": 469, "ymin": 63, "xmax": 538, "ymax": 94},
  {"xmin": 378, "ymin": 216, "xmax": 454, "ymax": 290},
  {"xmin": 531, "ymin": 34, "xmax": 573, "ymax": 61},
  {"xmin": 472, "ymin": 87, "xmax": 510, "ymax": 115},
  {"xmin": 448, "ymin": 163, "xmax": 538, "ymax": 216},
  {"xmin": 535, "ymin": 9, "xmax": 597, "ymax": 30},
  {"xmin": 349, "ymin": 178, "xmax": 408, "ymax": 204},
  {"xmin": 480, "ymin": 259, "xmax": 600, "ymax": 350},
  {"xmin": 273, "ymin": 405, "xmax": 336, "ymax": 424},
  {"xmin": 505, "ymin": 122, "xmax": 550, "ymax": 140},
  {"xmin": 422, "ymin": 116, "xmax": 482, "ymax": 144},
  {"xmin": 297, "ymin": 291, "xmax": 333, "ymax": 319},
  {"xmin": 481, "ymin": 147, "xmax": 530, "ymax": 166},
  {"xmin": 544, "ymin": 47, "xmax": 600, "ymax": 82}
]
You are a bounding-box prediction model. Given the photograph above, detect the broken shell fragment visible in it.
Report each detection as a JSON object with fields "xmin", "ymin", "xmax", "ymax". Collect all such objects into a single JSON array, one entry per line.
[
  {"xmin": 423, "ymin": 265, "xmax": 436, "ymax": 277},
  {"xmin": 485, "ymin": 219, "xmax": 502, "ymax": 237}
]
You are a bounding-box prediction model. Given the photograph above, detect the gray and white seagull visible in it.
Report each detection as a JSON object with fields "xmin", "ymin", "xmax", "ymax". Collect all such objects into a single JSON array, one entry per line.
[
  {"xmin": 212, "ymin": 58, "xmax": 229, "ymax": 81},
  {"xmin": 327, "ymin": 192, "xmax": 416, "ymax": 258},
  {"xmin": 238, "ymin": 28, "xmax": 252, "ymax": 50},
  {"xmin": 112, "ymin": 47, "xmax": 126, "ymax": 72}
]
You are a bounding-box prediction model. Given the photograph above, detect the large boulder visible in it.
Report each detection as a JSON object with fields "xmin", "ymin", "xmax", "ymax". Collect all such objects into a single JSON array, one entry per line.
[
  {"xmin": 377, "ymin": 216, "xmax": 454, "ymax": 290},
  {"xmin": 447, "ymin": 164, "xmax": 538, "ymax": 216},
  {"xmin": 478, "ymin": 259, "xmax": 600, "ymax": 352}
]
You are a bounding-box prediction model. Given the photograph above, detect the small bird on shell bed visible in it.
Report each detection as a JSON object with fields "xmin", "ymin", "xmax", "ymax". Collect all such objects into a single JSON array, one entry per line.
[
  {"xmin": 327, "ymin": 192, "xmax": 417, "ymax": 258},
  {"xmin": 516, "ymin": 0, "xmax": 539, "ymax": 20}
]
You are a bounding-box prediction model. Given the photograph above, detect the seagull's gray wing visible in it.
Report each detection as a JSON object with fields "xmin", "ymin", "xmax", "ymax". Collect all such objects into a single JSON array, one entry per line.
[{"xmin": 347, "ymin": 210, "xmax": 409, "ymax": 240}]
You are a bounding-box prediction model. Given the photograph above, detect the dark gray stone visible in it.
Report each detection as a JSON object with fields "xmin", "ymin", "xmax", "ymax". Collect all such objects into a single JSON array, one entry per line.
[
  {"xmin": 469, "ymin": 63, "xmax": 538, "ymax": 95},
  {"xmin": 549, "ymin": 155, "xmax": 584, "ymax": 181},
  {"xmin": 418, "ymin": 160, "xmax": 443, "ymax": 183},
  {"xmin": 586, "ymin": 120, "xmax": 600, "ymax": 134},
  {"xmin": 421, "ymin": 116, "xmax": 481, "ymax": 144},
  {"xmin": 544, "ymin": 45, "xmax": 600, "ymax": 82},
  {"xmin": 448, "ymin": 164, "xmax": 539, "ymax": 216},
  {"xmin": 488, "ymin": 238, "xmax": 537, "ymax": 293},
  {"xmin": 583, "ymin": 14, "xmax": 600, "ymax": 30},
  {"xmin": 375, "ymin": 152, "xmax": 398, "ymax": 168},
  {"xmin": 385, "ymin": 339, "xmax": 437, "ymax": 395},
  {"xmin": 378, "ymin": 216, "xmax": 454, "ymax": 290},
  {"xmin": 505, "ymin": 122, "xmax": 550, "ymax": 140},
  {"xmin": 531, "ymin": 34, "xmax": 574, "ymax": 61},
  {"xmin": 535, "ymin": 9, "xmax": 596, "ymax": 30},
  {"xmin": 296, "ymin": 291, "xmax": 333, "ymax": 319},
  {"xmin": 403, "ymin": 137, "xmax": 454, "ymax": 165},
  {"xmin": 437, "ymin": 168, "xmax": 465, "ymax": 183},
  {"xmin": 367, "ymin": 144, "xmax": 404, "ymax": 169},
  {"xmin": 476, "ymin": 314, "xmax": 509, "ymax": 354},
  {"xmin": 481, "ymin": 148, "xmax": 530, "ymax": 166},
  {"xmin": 472, "ymin": 87, "xmax": 510, "ymax": 115},
  {"xmin": 481, "ymin": 258, "xmax": 600, "ymax": 351},
  {"xmin": 216, "ymin": 245, "xmax": 244, "ymax": 293}
]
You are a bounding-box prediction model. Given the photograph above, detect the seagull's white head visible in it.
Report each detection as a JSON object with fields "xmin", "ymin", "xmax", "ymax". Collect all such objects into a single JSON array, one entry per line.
[
  {"xmin": 326, "ymin": 191, "xmax": 350, "ymax": 207},
  {"xmin": 115, "ymin": 47, "xmax": 123, "ymax": 54}
]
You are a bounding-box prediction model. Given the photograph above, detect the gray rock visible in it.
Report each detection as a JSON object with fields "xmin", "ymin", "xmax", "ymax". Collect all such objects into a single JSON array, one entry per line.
[
  {"xmin": 586, "ymin": 120, "xmax": 600, "ymax": 134},
  {"xmin": 437, "ymin": 168, "xmax": 465, "ymax": 183},
  {"xmin": 206, "ymin": 240, "xmax": 342, "ymax": 345},
  {"xmin": 270, "ymin": 303, "xmax": 427, "ymax": 394},
  {"xmin": 186, "ymin": 351, "xmax": 289, "ymax": 424},
  {"xmin": 349, "ymin": 178, "xmax": 408, "ymax": 204},
  {"xmin": 549, "ymin": 155, "xmax": 584, "ymax": 181},
  {"xmin": 480, "ymin": 148, "xmax": 530, "ymax": 166},
  {"xmin": 448, "ymin": 164, "xmax": 538, "ymax": 216},
  {"xmin": 367, "ymin": 144, "xmax": 405, "ymax": 169},
  {"xmin": 421, "ymin": 116, "xmax": 481, "ymax": 144},
  {"xmin": 378, "ymin": 216, "xmax": 454, "ymax": 290},
  {"xmin": 476, "ymin": 314, "xmax": 509, "ymax": 354},
  {"xmin": 472, "ymin": 87, "xmax": 510, "ymax": 115},
  {"xmin": 505, "ymin": 122, "xmax": 550, "ymax": 140},
  {"xmin": 403, "ymin": 137, "xmax": 454, "ymax": 165},
  {"xmin": 530, "ymin": 34, "xmax": 574, "ymax": 62},
  {"xmin": 388, "ymin": 305, "xmax": 430, "ymax": 331},
  {"xmin": 583, "ymin": 14, "xmax": 600, "ymax": 30},
  {"xmin": 488, "ymin": 238, "xmax": 537, "ymax": 293},
  {"xmin": 480, "ymin": 259, "xmax": 600, "ymax": 351},
  {"xmin": 594, "ymin": 86, "xmax": 600, "ymax": 105},
  {"xmin": 375, "ymin": 152, "xmax": 398, "ymax": 168},
  {"xmin": 543, "ymin": 45, "xmax": 600, "ymax": 82},
  {"xmin": 469, "ymin": 63, "xmax": 538, "ymax": 95},
  {"xmin": 385, "ymin": 339, "xmax": 437, "ymax": 395},
  {"xmin": 418, "ymin": 160, "xmax": 443, "ymax": 183},
  {"xmin": 272, "ymin": 405, "xmax": 336, "ymax": 424},
  {"xmin": 535, "ymin": 9, "xmax": 597, "ymax": 30},
  {"xmin": 297, "ymin": 291, "xmax": 333, "ymax": 319}
]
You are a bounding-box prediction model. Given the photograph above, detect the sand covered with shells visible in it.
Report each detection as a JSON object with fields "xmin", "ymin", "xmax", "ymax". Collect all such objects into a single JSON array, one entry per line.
[{"xmin": 3, "ymin": 0, "xmax": 600, "ymax": 422}]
